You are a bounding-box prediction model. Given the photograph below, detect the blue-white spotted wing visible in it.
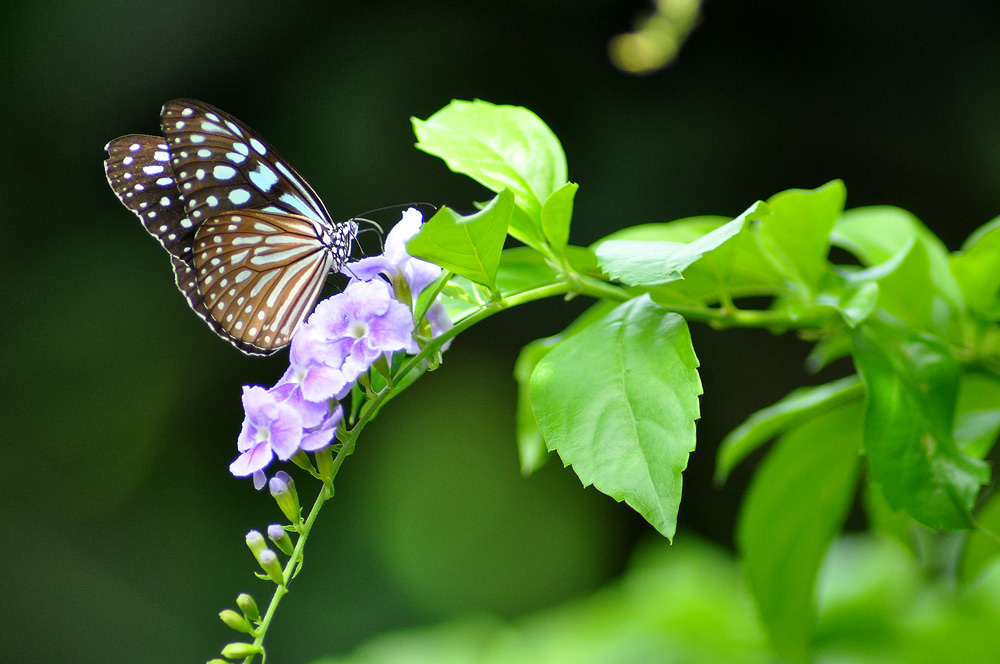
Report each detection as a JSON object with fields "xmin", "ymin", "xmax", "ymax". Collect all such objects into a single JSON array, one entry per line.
[{"xmin": 104, "ymin": 99, "xmax": 357, "ymax": 355}]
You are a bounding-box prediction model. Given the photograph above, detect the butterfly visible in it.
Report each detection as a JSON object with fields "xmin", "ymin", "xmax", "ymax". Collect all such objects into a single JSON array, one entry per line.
[{"xmin": 103, "ymin": 99, "xmax": 357, "ymax": 355}]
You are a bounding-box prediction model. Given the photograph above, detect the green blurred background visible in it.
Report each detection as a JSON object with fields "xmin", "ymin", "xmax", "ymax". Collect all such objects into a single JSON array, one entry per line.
[{"xmin": 3, "ymin": 2, "xmax": 1000, "ymax": 662}]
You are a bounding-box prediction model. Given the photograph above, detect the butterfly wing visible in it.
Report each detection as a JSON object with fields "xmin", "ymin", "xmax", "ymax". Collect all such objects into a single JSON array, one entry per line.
[
  {"xmin": 176, "ymin": 210, "xmax": 336, "ymax": 354},
  {"xmin": 104, "ymin": 100, "xmax": 356, "ymax": 355},
  {"xmin": 103, "ymin": 134, "xmax": 195, "ymax": 260},
  {"xmin": 160, "ymin": 99, "xmax": 334, "ymax": 227}
]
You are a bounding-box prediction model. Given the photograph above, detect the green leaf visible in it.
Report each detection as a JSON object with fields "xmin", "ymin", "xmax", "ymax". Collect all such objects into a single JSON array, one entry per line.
[
  {"xmin": 737, "ymin": 402, "xmax": 862, "ymax": 662},
  {"xmin": 853, "ymin": 326, "xmax": 990, "ymax": 529},
  {"xmin": 406, "ymin": 191, "xmax": 513, "ymax": 291},
  {"xmin": 833, "ymin": 206, "xmax": 937, "ymax": 265},
  {"xmin": 715, "ymin": 375, "xmax": 864, "ymax": 483},
  {"xmin": 495, "ymin": 245, "xmax": 599, "ymax": 296},
  {"xmin": 756, "ymin": 181, "xmax": 845, "ymax": 290},
  {"xmin": 954, "ymin": 372, "xmax": 1000, "ymax": 458},
  {"xmin": 514, "ymin": 339, "xmax": 554, "ymax": 475},
  {"xmin": 594, "ymin": 200, "xmax": 770, "ymax": 287},
  {"xmin": 540, "ymin": 182, "xmax": 577, "ymax": 252},
  {"xmin": 959, "ymin": 490, "xmax": 1000, "ymax": 583},
  {"xmin": 871, "ymin": 238, "xmax": 962, "ymax": 337},
  {"xmin": 412, "ymin": 100, "xmax": 567, "ymax": 247},
  {"xmin": 835, "ymin": 281, "xmax": 880, "ymax": 327},
  {"xmin": 832, "ymin": 205, "xmax": 964, "ymax": 311},
  {"xmin": 515, "ymin": 301, "xmax": 618, "ymax": 477},
  {"xmin": 595, "ymin": 213, "xmax": 785, "ymax": 307},
  {"xmin": 529, "ymin": 295, "xmax": 702, "ymax": 539},
  {"xmin": 950, "ymin": 215, "xmax": 1000, "ymax": 319}
]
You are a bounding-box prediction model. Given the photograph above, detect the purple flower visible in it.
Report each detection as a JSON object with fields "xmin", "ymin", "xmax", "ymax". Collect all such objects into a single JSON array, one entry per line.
[
  {"xmin": 230, "ymin": 386, "xmax": 303, "ymax": 478},
  {"xmin": 304, "ymin": 279, "xmax": 415, "ymax": 380},
  {"xmin": 347, "ymin": 208, "xmax": 442, "ymax": 304},
  {"xmin": 280, "ymin": 323, "xmax": 353, "ymax": 403},
  {"xmin": 229, "ymin": 384, "xmax": 343, "ymax": 485}
]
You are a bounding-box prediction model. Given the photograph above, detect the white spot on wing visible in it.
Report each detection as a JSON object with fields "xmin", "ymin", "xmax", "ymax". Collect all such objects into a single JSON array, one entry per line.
[{"xmin": 229, "ymin": 188, "xmax": 251, "ymax": 205}]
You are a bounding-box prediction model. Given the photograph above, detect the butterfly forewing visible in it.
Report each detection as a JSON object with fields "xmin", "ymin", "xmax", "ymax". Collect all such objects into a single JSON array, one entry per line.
[
  {"xmin": 103, "ymin": 135, "xmax": 195, "ymax": 259},
  {"xmin": 103, "ymin": 99, "xmax": 357, "ymax": 355},
  {"xmin": 160, "ymin": 99, "xmax": 332, "ymax": 226}
]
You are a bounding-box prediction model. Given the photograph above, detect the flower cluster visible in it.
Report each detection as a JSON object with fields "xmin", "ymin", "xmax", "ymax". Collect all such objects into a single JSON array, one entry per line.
[{"xmin": 229, "ymin": 209, "xmax": 449, "ymax": 487}]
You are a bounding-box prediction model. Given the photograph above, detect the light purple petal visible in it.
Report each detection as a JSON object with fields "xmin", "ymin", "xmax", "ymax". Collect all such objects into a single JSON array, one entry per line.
[
  {"xmin": 368, "ymin": 302, "xmax": 416, "ymax": 349},
  {"xmin": 346, "ymin": 255, "xmax": 393, "ymax": 281},
  {"xmin": 300, "ymin": 428, "xmax": 336, "ymax": 452},
  {"xmin": 268, "ymin": 404, "xmax": 304, "ymax": 460},
  {"xmin": 301, "ymin": 365, "xmax": 350, "ymax": 403},
  {"xmin": 230, "ymin": 442, "xmax": 274, "ymax": 476},
  {"xmin": 426, "ymin": 300, "xmax": 453, "ymax": 341},
  {"xmin": 403, "ymin": 259, "xmax": 442, "ymax": 301},
  {"xmin": 383, "ymin": 208, "xmax": 424, "ymax": 262}
]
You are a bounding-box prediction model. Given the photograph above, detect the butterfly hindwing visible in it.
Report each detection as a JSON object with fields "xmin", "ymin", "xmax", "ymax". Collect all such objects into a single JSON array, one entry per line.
[{"xmin": 188, "ymin": 210, "xmax": 335, "ymax": 353}]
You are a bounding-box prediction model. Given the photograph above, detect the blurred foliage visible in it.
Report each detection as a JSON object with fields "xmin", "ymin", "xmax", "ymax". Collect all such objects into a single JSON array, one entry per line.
[{"xmin": 313, "ymin": 534, "xmax": 1000, "ymax": 664}]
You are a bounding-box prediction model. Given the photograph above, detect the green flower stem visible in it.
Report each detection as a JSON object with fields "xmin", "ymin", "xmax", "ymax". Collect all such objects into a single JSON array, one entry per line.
[{"xmin": 240, "ymin": 448, "xmax": 348, "ymax": 662}]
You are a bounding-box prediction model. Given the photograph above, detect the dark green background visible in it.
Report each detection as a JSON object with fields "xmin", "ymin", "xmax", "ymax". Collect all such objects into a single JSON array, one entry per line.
[{"xmin": 3, "ymin": 2, "xmax": 1000, "ymax": 662}]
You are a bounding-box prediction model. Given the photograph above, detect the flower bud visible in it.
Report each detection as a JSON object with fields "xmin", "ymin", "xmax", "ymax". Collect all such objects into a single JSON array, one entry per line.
[
  {"xmin": 268, "ymin": 471, "xmax": 301, "ymax": 525},
  {"xmin": 220, "ymin": 641, "xmax": 262, "ymax": 659},
  {"xmin": 207, "ymin": 659, "xmax": 230, "ymax": 664},
  {"xmin": 315, "ymin": 447, "xmax": 335, "ymax": 491},
  {"xmin": 267, "ymin": 524, "xmax": 295, "ymax": 556},
  {"xmin": 257, "ymin": 548, "xmax": 285, "ymax": 586},
  {"xmin": 245, "ymin": 530, "xmax": 267, "ymax": 559},
  {"xmin": 236, "ymin": 593, "xmax": 260, "ymax": 623},
  {"xmin": 219, "ymin": 609, "xmax": 253, "ymax": 634}
]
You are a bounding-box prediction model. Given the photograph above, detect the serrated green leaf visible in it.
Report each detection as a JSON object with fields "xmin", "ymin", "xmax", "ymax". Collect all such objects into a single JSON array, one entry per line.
[
  {"xmin": 595, "ymin": 200, "xmax": 769, "ymax": 287},
  {"xmin": 412, "ymin": 100, "xmax": 566, "ymax": 248},
  {"xmin": 529, "ymin": 295, "xmax": 702, "ymax": 539},
  {"xmin": 406, "ymin": 191, "xmax": 512, "ymax": 291},
  {"xmin": 716, "ymin": 375, "xmax": 863, "ymax": 483},
  {"xmin": 595, "ymin": 212, "xmax": 785, "ymax": 307},
  {"xmin": 515, "ymin": 301, "xmax": 619, "ymax": 477},
  {"xmin": 737, "ymin": 401, "xmax": 862, "ymax": 663},
  {"xmin": 540, "ymin": 182, "xmax": 577, "ymax": 251},
  {"xmin": 853, "ymin": 326, "xmax": 989, "ymax": 530}
]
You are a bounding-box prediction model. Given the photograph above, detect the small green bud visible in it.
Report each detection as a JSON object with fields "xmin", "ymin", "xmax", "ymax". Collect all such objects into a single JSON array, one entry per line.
[
  {"xmin": 220, "ymin": 641, "xmax": 262, "ymax": 659},
  {"xmin": 267, "ymin": 524, "xmax": 295, "ymax": 556},
  {"xmin": 207, "ymin": 659, "xmax": 230, "ymax": 664},
  {"xmin": 219, "ymin": 609, "xmax": 253, "ymax": 634},
  {"xmin": 315, "ymin": 447, "xmax": 335, "ymax": 489},
  {"xmin": 245, "ymin": 530, "xmax": 267, "ymax": 558},
  {"xmin": 268, "ymin": 471, "xmax": 301, "ymax": 525},
  {"xmin": 236, "ymin": 593, "xmax": 260, "ymax": 623},
  {"xmin": 257, "ymin": 548, "xmax": 285, "ymax": 586}
]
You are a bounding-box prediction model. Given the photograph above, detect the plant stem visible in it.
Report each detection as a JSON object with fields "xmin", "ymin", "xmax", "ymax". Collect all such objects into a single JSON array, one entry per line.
[{"xmin": 241, "ymin": 442, "xmax": 353, "ymax": 663}]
